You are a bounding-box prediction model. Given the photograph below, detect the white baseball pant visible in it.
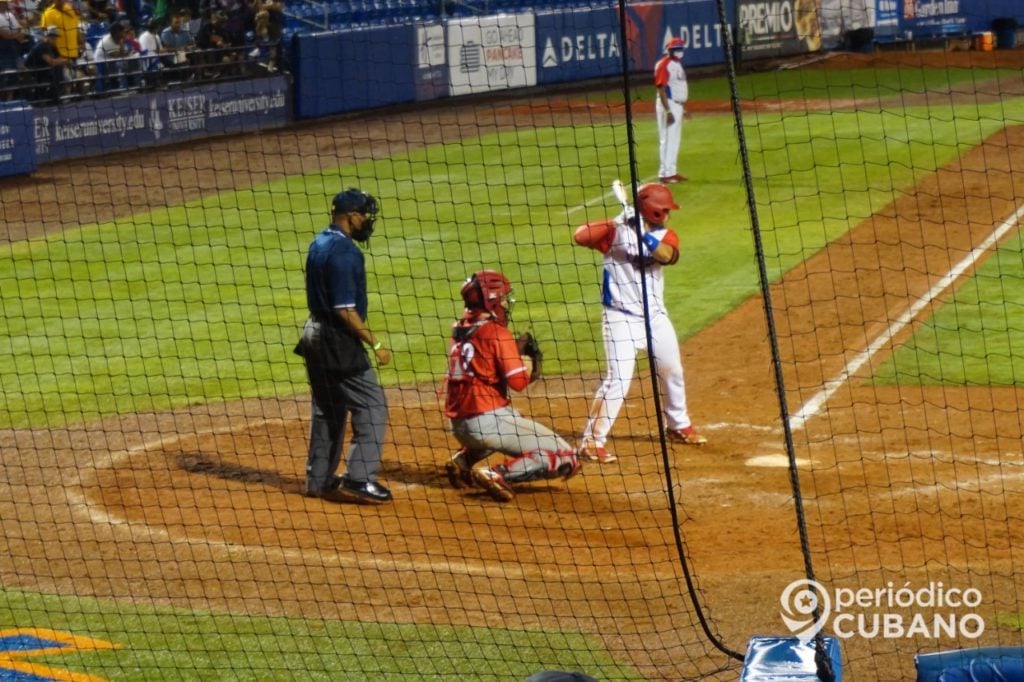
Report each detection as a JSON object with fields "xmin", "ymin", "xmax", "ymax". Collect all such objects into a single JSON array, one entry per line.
[
  {"xmin": 582, "ymin": 307, "xmax": 692, "ymax": 446},
  {"xmin": 656, "ymin": 98, "xmax": 684, "ymax": 179}
]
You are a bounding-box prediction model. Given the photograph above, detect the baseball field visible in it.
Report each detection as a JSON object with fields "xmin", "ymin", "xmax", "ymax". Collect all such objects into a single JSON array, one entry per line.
[{"xmin": 1, "ymin": 48, "xmax": 1024, "ymax": 680}]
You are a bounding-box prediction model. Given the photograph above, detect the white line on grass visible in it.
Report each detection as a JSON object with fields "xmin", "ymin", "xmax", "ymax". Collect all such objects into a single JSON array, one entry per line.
[
  {"xmin": 789, "ymin": 203, "xmax": 1024, "ymax": 430},
  {"xmin": 565, "ymin": 176, "xmax": 658, "ymax": 217}
]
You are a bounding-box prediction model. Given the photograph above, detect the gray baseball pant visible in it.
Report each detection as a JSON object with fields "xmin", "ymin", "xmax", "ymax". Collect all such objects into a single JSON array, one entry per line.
[
  {"xmin": 451, "ymin": 406, "xmax": 574, "ymax": 483},
  {"xmin": 305, "ymin": 364, "xmax": 388, "ymax": 494}
]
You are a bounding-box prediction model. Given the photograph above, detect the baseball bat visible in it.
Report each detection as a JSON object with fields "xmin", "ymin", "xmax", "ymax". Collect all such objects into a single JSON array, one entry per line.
[{"xmin": 611, "ymin": 179, "xmax": 630, "ymax": 209}]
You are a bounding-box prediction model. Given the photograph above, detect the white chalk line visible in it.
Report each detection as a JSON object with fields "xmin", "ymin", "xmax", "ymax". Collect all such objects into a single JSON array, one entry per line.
[
  {"xmin": 66, "ymin": 386, "xmax": 1016, "ymax": 588},
  {"xmin": 69, "ymin": 412, "xmax": 775, "ymax": 584},
  {"xmin": 565, "ymin": 176, "xmax": 658, "ymax": 217},
  {"xmin": 71, "ymin": 416, "xmax": 564, "ymax": 583},
  {"xmin": 789, "ymin": 203, "xmax": 1024, "ymax": 430}
]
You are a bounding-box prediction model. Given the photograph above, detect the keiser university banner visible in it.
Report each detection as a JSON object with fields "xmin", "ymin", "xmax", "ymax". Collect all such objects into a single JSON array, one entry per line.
[{"xmin": 34, "ymin": 75, "xmax": 290, "ymax": 163}]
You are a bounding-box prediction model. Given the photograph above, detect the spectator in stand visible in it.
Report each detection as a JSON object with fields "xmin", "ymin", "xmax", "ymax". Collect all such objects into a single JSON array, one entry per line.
[
  {"xmin": 24, "ymin": 25, "xmax": 70, "ymax": 102},
  {"xmin": 11, "ymin": 0, "xmax": 39, "ymax": 26},
  {"xmin": 251, "ymin": 0, "xmax": 281, "ymax": 70},
  {"xmin": 121, "ymin": 22, "xmax": 142, "ymax": 86},
  {"xmin": 137, "ymin": 17, "xmax": 164, "ymax": 80},
  {"xmin": 93, "ymin": 19, "xmax": 126, "ymax": 89},
  {"xmin": 40, "ymin": 0, "xmax": 82, "ymax": 62},
  {"xmin": 208, "ymin": 0, "xmax": 250, "ymax": 46},
  {"xmin": 93, "ymin": 19, "xmax": 125, "ymax": 60},
  {"xmin": 120, "ymin": 0, "xmax": 141, "ymax": 34},
  {"xmin": 195, "ymin": 8, "xmax": 228, "ymax": 49},
  {"xmin": 195, "ymin": 8, "xmax": 233, "ymax": 76},
  {"xmin": 159, "ymin": 9, "xmax": 193, "ymax": 76},
  {"xmin": 0, "ymin": 0, "xmax": 29, "ymax": 100},
  {"xmin": 122, "ymin": 22, "xmax": 141, "ymax": 52},
  {"xmin": 83, "ymin": 0, "xmax": 116, "ymax": 23}
]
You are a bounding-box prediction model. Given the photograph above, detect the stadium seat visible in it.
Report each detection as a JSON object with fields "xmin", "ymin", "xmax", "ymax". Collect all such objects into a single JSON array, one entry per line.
[{"xmin": 84, "ymin": 21, "xmax": 108, "ymax": 53}]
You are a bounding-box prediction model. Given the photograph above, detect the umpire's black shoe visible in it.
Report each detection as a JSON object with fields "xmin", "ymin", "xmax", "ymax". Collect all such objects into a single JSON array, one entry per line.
[{"xmin": 337, "ymin": 478, "xmax": 393, "ymax": 504}]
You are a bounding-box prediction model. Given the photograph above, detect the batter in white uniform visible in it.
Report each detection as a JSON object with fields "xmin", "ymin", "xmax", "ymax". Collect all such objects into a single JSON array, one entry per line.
[
  {"xmin": 655, "ymin": 37, "xmax": 688, "ymax": 183},
  {"xmin": 574, "ymin": 183, "xmax": 706, "ymax": 463}
]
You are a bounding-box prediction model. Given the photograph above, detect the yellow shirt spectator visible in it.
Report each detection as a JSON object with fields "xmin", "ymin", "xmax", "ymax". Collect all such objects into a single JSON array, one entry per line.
[{"xmin": 40, "ymin": 0, "xmax": 80, "ymax": 58}]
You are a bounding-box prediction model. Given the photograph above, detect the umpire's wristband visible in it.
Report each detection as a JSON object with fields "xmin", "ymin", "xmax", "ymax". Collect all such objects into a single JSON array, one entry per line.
[{"xmin": 371, "ymin": 341, "xmax": 382, "ymax": 351}]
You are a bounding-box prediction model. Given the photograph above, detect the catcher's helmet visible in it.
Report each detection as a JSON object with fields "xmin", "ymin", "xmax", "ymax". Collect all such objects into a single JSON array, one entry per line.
[
  {"xmin": 461, "ymin": 270, "xmax": 514, "ymax": 326},
  {"xmin": 665, "ymin": 37, "xmax": 685, "ymax": 52},
  {"xmin": 637, "ymin": 183, "xmax": 680, "ymax": 225}
]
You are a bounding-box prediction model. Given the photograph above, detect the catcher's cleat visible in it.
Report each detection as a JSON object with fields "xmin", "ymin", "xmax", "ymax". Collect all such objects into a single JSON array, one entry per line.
[
  {"xmin": 472, "ymin": 467, "xmax": 514, "ymax": 502},
  {"xmin": 444, "ymin": 449, "xmax": 475, "ymax": 489},
  {"xmin": 578, "ymin": 442, "xmax": 617, "ymax": 464},
  {"xmin": 560, "ymin": 456, "xmax": 583, "ymax": 481},
  {"xmin": 669, "ymin": 426, "xmax": 707, "ymax": 446}
]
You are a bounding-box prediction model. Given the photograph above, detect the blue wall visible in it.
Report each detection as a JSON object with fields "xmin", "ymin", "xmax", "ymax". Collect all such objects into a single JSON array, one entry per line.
[
  {"xmin": 293, "ymin": 1, "xmax": 739, "ymax": 119},
  {"xmin": 293, "ymin": 24, "xmax": 419, "ymax": 118},
  {"xmin": 0, "ymin": 102, "xmax": 36, "ymax": 178}
]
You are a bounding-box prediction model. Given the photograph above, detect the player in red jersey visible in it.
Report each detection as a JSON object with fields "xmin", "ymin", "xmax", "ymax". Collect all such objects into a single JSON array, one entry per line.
[{"xmin": 442, "ymin": 270, "xmax": 580, "ymax": 502}]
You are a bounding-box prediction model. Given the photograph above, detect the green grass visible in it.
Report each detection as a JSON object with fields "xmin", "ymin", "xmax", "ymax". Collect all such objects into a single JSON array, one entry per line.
[
  {"xmin": 2, "ymin": 62, "xmax": 1023, "ymax": 682},
  {"xmin": 0, "ymin": 71, "xmax": 1019, "ymax": 428},
  {"xmin": 0, "ymin": 587, "xmax": 642, "ymax": 681},
  {"xmin": 875, "ymin": 232, "xmax": 1024, "ymax": 385},
  {"xmin": 687, "ymin": 64, "xmax": 1018, "ymax": 102}
]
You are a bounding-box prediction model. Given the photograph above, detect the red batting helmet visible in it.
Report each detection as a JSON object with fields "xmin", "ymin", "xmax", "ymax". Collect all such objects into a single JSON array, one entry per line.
[
  {"xmin": 461, "ymin": 270, "xmax": 514, "ymax": 326},
  {"xmin": 665, "ymin": 37, "xmax": 685, "ymax": 52},
  {"xmin": 637, "ymin": 183, "xmax": 680, "ymax": 225}
]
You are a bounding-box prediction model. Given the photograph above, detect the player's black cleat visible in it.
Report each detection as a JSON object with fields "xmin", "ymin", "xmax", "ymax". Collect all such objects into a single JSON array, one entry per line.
[{"xmin": 336, "ymin": 478, "xmax": 393, "ymax": 504}]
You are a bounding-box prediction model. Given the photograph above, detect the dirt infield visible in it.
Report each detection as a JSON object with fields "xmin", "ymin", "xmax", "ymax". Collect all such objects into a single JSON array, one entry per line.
[{"xmin": 2, "ymin": 50, "xmax": 1024, "ymax": 680}]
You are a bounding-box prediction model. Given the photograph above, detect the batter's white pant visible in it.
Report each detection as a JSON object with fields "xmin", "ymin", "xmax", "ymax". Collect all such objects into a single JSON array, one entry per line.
[
  {"xmin": 657, "ymin": 98, "xmax": 684, "ymax": 178},
  {"xmin": 581, "ymin": 307, "xmax": 692, "ymax": 446}
]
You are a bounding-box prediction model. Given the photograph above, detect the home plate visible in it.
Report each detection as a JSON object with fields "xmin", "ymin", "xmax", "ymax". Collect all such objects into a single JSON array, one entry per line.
[{"xmin": 746, "ymin": 454, "xmax": 811, "ymax": 468}]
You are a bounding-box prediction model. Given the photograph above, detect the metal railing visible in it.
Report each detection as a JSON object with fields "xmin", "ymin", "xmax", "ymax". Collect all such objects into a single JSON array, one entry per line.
[
  {"xmin": 282, "ymin": 0, "xmax": 330, "ymax": 30},
  {"xmin": 0, "ymin": 42, "xmax": 284, "ymax": 106}
]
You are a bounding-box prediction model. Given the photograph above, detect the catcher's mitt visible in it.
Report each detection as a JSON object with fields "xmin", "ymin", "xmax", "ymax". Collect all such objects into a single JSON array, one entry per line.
[{"xmin": 516, "ymin": 331, "xmax": 543, "ymax": 382}]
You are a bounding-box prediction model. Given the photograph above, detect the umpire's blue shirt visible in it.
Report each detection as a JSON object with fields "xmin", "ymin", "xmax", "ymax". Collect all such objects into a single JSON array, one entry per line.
[{"xmin": 305, "ymin": 227, "xmax": 368, "ymax": 321}]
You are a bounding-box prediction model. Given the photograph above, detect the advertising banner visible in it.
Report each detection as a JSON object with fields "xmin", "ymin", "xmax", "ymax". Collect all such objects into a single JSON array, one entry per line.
[
  {"xmin": 415, "ymin": 23, "xmax": 448, "ymax": 101},
  {"xmin": 0, "ymin": 101, "xmax": 37, "ymax": 178},
  {"xmin": 900, "ymin": 0, "xmax": 966, "ymax": 38},
  {"xmin": 447, "ymin": 13, "xmax": 537, "ymax": 96},
  {"xmin": 536, "ymin": 7, "xmax": 622, "ymax": 85},
  {"xmin": 876, "ymin": 0, "xmax": 899, "ymax": 29},
  {"xmin": 737, "ymin": 0, "xmax": 822, "ymax": 59},
  {"xmin": 34, "ymin": 76, "xmax": 290, "ymax": 163},
  {"xmin": 620, "ymin": 0, "xmax": 729, "ymax": 72}
]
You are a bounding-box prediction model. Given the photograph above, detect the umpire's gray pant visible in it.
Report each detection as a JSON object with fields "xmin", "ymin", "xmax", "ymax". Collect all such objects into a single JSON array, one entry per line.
[{"xmin": 304, "ymin": 364, "xmax": 388, "ymax": 494}]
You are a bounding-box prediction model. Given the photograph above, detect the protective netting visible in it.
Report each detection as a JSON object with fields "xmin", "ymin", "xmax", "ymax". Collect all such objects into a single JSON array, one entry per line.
[
  {"xmin": 740, "ymin": 46, "xmax": 1024, "ymax": 680},
  {"xmin": 0, "ymin": 3, "xmax": 745, "ymax": 680},
  {"xmin": 4, "ymin": 1, "xmax": 1023, "ymax": 679}
]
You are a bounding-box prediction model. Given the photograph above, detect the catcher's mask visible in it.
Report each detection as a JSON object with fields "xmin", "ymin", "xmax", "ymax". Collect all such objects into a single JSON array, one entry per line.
[
  {"xmin": 637, "ymin": 183, "xmax": 680, "ymax": 225},
  {"xmin": 332, "ymin": 188, "xmax": 379, "ymax": 242},
  {"xmin": 461, "ymin": 270, "xmax": 514, "ymax": 326}
]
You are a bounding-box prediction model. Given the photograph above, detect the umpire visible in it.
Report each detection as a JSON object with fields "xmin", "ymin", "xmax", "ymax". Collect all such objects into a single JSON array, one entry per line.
[{"xmin": 294, "ymin": 187, "xmax": 392, "ymax": 504}]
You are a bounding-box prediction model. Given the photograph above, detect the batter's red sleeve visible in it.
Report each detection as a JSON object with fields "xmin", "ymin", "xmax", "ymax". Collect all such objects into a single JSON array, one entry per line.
[
  {"xmin": 573, "ymin": 219, "xmax": 615, "ymax": 254},
  {"xmin": 663, "ymin": 229, "xmax": 680, "ymax": 265}
]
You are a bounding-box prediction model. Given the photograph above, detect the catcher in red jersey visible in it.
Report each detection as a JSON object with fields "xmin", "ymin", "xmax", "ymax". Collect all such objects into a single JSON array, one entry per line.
[{"xmin": 442, "ymin": 270, "xmax": 581, "ymax": 502}]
